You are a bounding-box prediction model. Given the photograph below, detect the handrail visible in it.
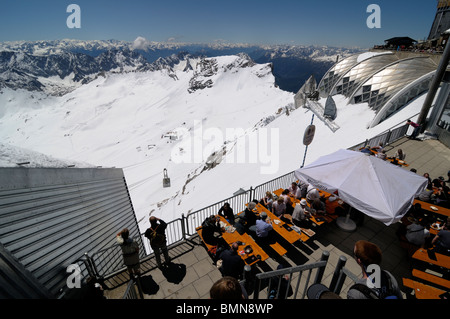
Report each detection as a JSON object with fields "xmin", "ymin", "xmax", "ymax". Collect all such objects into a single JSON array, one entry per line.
[{"xmin": 253, "ymin": 251, "xmax": 330, "ymax": 299}]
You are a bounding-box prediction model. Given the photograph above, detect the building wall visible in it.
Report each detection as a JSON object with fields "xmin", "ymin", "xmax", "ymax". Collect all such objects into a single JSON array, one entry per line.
[
  {"xmin": 0, "ymin": 168, "xmax": 144, "ymax": 297},
  {"xmin": 428, "ymin": 0, "xmax": 450, "ymax": 42}
]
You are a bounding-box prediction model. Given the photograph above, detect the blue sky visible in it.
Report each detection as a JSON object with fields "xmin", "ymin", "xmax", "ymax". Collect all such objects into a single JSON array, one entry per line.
[{"xmin": 0, "ymin": 0, "xmax": 438, "ymax": 48}]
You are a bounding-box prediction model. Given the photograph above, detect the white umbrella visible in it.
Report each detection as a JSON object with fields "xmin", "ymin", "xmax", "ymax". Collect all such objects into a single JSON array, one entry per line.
[{"xmin": 295, "ymin": 149, "xmax": 427, "ymax": 228}]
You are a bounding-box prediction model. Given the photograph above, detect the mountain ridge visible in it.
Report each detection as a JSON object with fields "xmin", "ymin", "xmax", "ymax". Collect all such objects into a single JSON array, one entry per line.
[{"xmin": 0, "ymin": 39, "xmax": 363, "ymax": 95}]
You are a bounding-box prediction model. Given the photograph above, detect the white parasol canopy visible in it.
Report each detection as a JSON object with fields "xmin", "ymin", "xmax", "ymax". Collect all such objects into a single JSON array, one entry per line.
[{"xmin": 295, "ymin": 149, "xmax": 427, "ymax": 226}]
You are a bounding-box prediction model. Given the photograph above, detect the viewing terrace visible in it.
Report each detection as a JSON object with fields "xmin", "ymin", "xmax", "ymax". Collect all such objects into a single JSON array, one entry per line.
[{"xmin": 98, "ymin": 134, "xmax": 450, "ymax": 300}]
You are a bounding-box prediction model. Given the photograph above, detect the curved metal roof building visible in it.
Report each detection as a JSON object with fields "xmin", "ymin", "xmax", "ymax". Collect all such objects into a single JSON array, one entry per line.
[{"xmin": 316, "ymin": 51, "xmax": 439, "ymax": 128}]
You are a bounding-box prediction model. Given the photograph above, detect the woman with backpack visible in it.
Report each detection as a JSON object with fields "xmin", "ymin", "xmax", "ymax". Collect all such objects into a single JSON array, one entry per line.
[
  {"xmin": 116, "ymin": 228, "xmax": 141, "ymax": 279},
  {"xmin": 145, "ymin": 216, "xmax": 171, "ymax": 268}
]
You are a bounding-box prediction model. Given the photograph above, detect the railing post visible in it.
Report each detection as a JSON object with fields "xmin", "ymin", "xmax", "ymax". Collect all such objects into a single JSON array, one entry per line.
[
  {"xmin": 249, "ymin": 186, "xmax": 253, "ymax": 203},
  {"xmin": 385, "ymin": 130, "xmax": 392, "ymax": 145},
  {"xmin": 181, "ymin": 213, "xmax": 186, "ymax": 240},
  {"xmin": 329, "ymin": 255, "xmax": 347, "ymax": 293},
  {"xmin": 134, "ymin": 276, "xmax": 145, "ymax": 299},
  {"xmin": 83, "ymin": 252, "xmax": 100, "ymax": 279},
  {"xmin": 184, "ymin": 213, "xmax": 190, "ymax": 238},
  {"xmin": 313, "ymin": 250, "xmax": 329, "ymax": 284}
]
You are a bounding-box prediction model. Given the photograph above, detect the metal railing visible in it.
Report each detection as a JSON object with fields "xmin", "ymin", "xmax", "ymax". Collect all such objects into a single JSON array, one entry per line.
[
  {"xmin": 122, "ymin": 276, "xmax": 144, "ymax": 299},
  {"xmin": 348, "ymin": 123, "xmax": 411, "ymax": 151},
  {"xmin": 252, "ymin": 171, "xmax": 296, "ymax": 202},
  {"xmin": 185, "ymin": 189, "xmax": 252, "ymax": 237},
  {"xmin": 253, "ymin": 251, "xmax": 330, "ymax": 299},
  {"xmin": 327, "ymin": 255, "xmax": 360, "ymax": 295}
]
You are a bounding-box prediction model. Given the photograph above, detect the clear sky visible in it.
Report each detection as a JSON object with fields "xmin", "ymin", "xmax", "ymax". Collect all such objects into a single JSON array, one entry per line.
[{"xmin": 0, "ymin": 0, "xmax": 438, "ymax": 48}]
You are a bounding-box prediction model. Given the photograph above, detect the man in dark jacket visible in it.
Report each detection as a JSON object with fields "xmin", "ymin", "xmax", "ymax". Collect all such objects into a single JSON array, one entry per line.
[
  {"xmin": 218, "ymin": 242, "xmax": 245, "ymax": 279},
  {"xmin": 145, "ymin": 217, "xmax": 170, "ymax": 268},
  {"xmin": 218, "ymin": 202, "xmax": 235, "ymax": 224},
  {"xmin": 201, "ymin": 215, "xmax": 225, "ymax": 246}
]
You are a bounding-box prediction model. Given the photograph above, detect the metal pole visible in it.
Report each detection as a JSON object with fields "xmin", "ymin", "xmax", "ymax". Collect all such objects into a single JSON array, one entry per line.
[
  {"xmin": 314, "ymin": 250, "xmax": 330, "ymax": 284},
  {"xmin": 418, "ymin": 29, "xmax": 450, "ymax": 128},
  {"xmin": 329, "ymin": 255, "xmax": 347, "ymax": 293}
]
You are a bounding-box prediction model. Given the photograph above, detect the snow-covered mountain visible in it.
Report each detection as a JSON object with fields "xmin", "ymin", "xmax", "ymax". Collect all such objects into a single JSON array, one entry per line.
[
  {"xmin": 0, "ymin": 39, "xmax": 362, "ymax": 94},
  {"xmin": 0, "ymin": 39, "xmax": 361, "ymax": 61},
  {"xmin": 0, "ymin": 49, "xmax": 425, "ymax": 234}
]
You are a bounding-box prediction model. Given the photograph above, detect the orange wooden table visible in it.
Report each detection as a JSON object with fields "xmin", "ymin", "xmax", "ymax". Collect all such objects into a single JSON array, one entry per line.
[
  {"xmin": 414, "ymin": 199, "xmax": 450, "ymax": 218},
  {"xmin": 217, "ymin": 215, "xmax": 269, "ymax": 265},
  {"xmin": 256, "ymin": 204, "xmax": 309, "ymax": 243}
]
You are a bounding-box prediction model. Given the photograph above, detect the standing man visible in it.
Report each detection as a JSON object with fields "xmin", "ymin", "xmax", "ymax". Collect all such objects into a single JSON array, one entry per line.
[{"xmin": 145, "ymin": 216, "xmax": 171, "ymax": 268}]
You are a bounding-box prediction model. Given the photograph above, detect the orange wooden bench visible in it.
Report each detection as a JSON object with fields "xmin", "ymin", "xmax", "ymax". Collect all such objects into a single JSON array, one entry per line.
[
  {"xmin": 412, "ymin": 248, "xmax": 450, "ymax": 269},
  {"xmin": 403, "ymin": 278, "xmax": 447, "ymax": 299},
  {"xmin": 412, "ymin": 269, "xmax": 450, "ymax": 290}
]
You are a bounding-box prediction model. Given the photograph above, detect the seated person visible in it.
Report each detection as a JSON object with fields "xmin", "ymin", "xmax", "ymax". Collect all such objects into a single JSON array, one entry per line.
[
  {"xmin": 242, "ymin": 202, "xmax": 258, "ymax": 232},
  {"xmin": 376, "ymin": 150, "xmax": 387, "ymax": 160},
  {"xmin": 394, "ymin": 148, "xmax": 406, "ymax": 161},
  {"xmin": 218, "ymin": 242, "xmax": 245, "ymax": 279},
  {"xmin": 423, "ymin": 173, "xmax": 432, "ymax": 189},
  {"xmin": 371, "ymin": 142, "xmax": 384, "ymax": 152},
  {"xmin": 255, "ymin": 212, "xmax": 273, "ymax": 238},
  {"xmin": 434, "ymin": 177, "xmax": 450, "ymax": 207},
  {"xmin": 306, "ymin": 185, "xmax": 321, "ymax": 204},
  {"xmin": 431, "ymin": 218, "xmax": 450, "ymax": 255},
  {"xmin": 296, "ymin": 180, "xmax": 309, "ymax": 199},
  {"xmin": 218, "ymin": 202, "xmax": 235, "ymax": 225},
  {"xmin": 288, "ymin": 182, "xmax": 299, "ymax": 197},
  {"xmin": 405, "ymin": 220, "xmax": 430, "ymax": 247},
  {"xmin": 416, "ymin": 185, "xmax": 434, "ymax": 202},
  {"xmin": 325, "ymin": 195, "xmax": 340, "ymax": 215},
  {"xmin": 280, "ymin": 189, "xmax": 290, "ymax": 203},
  {"xmin": 407, "ymin": 203, "xmax": 424, "ymax": 221},
  {"xmin": 272, "ymin": 197, "xmax": 286, "ymax": 217},
  {"xmin": 360, "ymin": 146, "xmax": 374, "ymax": 155},
  {"xmin": 292, "ymin": 199, "xmax": 311, "ymax": 228},
  {"xmin": 310, "ymin": 198, "xmax": 326, "ymax": 215},
  {"xmin": 285, "ymin": 197, "xmax": 294, "ymax": 216},
  {"xmin": 201, "ymin": 215, "xmax": 225, "ymax": 247},
  {"xmin": 260, "ymin": 191, "xmax": 274, "ymax": 211}
]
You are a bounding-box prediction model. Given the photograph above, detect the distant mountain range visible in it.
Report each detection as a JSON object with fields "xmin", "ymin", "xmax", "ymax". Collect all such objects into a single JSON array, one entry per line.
[{"xmin": 0, "ymin": 39, "xmax": 363, "ymax": 95}]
